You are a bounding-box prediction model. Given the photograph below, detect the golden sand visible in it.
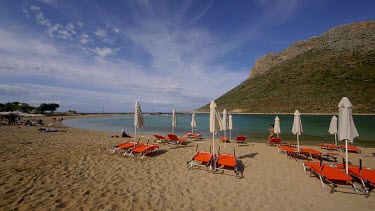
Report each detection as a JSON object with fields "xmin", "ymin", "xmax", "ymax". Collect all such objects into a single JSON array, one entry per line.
[{"xmin": 0, "ymin": 115, "xmax": 374, "ymax": 210}]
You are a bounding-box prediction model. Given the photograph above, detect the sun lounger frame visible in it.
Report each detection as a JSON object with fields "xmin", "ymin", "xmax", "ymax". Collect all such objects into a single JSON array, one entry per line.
[
  {"xmin": 128, "ymin": 137, "xmax": 159, "ymax": 159},
  {"xmin": 187, "ymin": 142, "xmax": 213, "ymax": 171},
  {"xmin": 303, "ymin": 161, "xmax": 357, "ymax": 193},
  {"xmin": 344, "ymin": 157, "xmax": 375, "ymax": 196},
  {"xmin": 213, "ymin": 145, "xmax": 239, "ymax": 177}
]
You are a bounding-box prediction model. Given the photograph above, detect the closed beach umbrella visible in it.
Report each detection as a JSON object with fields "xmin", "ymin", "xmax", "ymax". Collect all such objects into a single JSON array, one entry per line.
[
  {"xmin": 228, "ymin": 114, "xmax": 233, "ymax": 141},
  {"xmin": 274, "ymin": 116, "xmax": 281, "ymax": 138},
  {"xmin": 210, "ymin": 100, "xmax": 223, "ymax": 156},
  {"xmin": 191, "ymin": 113, "xmax": 196, "ymax": 134},
  {"xmin": 338, "ymin": 97, "xmax": 359, "ymax": 174},
  {"xmin": 292, "ymin": 110, "xmax": 303, "ymax": 151},
  {"xmin": 328, "ymin": 116, "xmax": 338, "ymax": 146},
  {"xmin": 172, "ymin": 109, "xmax": 177, "ymax": 134},
  {"xmin": 222, "ymin": 109, "xmax": 228, "ymax": 138},
  {"xmin": 134, "ymin": 101, "xmax": 144, "ymax": 140}
]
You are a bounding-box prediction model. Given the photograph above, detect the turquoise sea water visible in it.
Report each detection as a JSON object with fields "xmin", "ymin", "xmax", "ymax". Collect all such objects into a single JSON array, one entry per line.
[{"xmin": 64, "ymin": 114, "xmax": 375, "ymax": 147}]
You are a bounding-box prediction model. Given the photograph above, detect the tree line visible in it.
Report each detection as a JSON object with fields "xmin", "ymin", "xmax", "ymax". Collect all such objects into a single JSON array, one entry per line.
[{"xmin": 0, "ymin": 102, "xmax": 60, "ymax": 114}]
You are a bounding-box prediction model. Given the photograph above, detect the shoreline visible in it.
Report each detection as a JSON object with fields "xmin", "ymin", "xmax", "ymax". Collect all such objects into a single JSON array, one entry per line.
[{"xmin": 76, "ymin": 112, "xmax": 375, "ymax": 116}]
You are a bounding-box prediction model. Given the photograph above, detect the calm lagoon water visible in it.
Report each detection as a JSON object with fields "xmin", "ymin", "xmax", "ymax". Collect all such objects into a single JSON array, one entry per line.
[{"xmin": 64, "ymin": 114, "xmax": 375, "ymax": 147}]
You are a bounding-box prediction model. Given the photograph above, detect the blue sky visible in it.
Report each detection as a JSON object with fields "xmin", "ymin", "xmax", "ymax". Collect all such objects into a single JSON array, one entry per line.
[{"xmin": 0, "ymin": 0, "xmax": 374, "ymax": 113}]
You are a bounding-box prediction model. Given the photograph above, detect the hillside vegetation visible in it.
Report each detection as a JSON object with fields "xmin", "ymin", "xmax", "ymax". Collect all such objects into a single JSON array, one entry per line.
[{"xmin": 198, "ymin": 49, "xmax": 375, "ymax": 113}]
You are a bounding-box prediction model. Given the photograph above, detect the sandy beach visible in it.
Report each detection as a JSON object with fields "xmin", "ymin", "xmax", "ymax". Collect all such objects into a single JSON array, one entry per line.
[{"xmin": 1, "ymin": 115, "xmax": 374, "ymax": 210}]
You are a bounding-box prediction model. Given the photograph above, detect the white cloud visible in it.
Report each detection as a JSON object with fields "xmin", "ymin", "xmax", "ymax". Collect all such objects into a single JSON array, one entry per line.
[
  {"xmin": 35, "ymin": 12, "xmax": 52, "ymax": 27},
  {"xmin": 0, "ymin": 84, "xmax": 30, "ymax": 96},
  {"xmin": 94, "ymin": 28, "xmax": 107, "ymax": 38},
  {"xmin": 0, "ymin": 29, "xmax": 59, "ymax": 56},
  {"xmin": 37, "ymin": 0, "xmax": 56, "ymax": 5},
  {"xmin": 83, "ymin": 47, "xmax": 119, "ymax": 57},
  {"xmin": 77, "ymin": 22, "xmax": 83, "ymax": 27},
  {"xmin": 79, "ymin": 33, "xmax": 90, "ymax": 44},
  {"xmin": 30, "ymin": 5, "xmax": 40, "ymax": 11},
  {"xmin": 1, "ymin": 2, "xmax": 251, "ymax": 112}
]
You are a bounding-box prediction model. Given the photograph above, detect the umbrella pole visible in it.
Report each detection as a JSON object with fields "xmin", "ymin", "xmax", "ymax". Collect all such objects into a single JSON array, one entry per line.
[
  {"xmin": 229, "ymin": 129, "xmax": 232, "ymax": 142},
  {"xmin": 297, "ymin": 134, "xmax": 300, "ymax": 151},
  {"xmin": 334, "ymin": 133, "xmax": 337, "ymax": 146},
  {"xmin": 345, "ymin": 139, "xmax": 349, "ymax": 174},
  {"xmin": 277, "ymin": 133, "xmax": 279, "ymax": 138},
  {"xmin": 192, "ymin": 126, "xmax": 193, "ymax": 134},
  {"xmin": 211, "ymin": 132, "xmax": 215, "ymax": 170},
  {"xmin": 134, "ymin": 126, "xmax": 137, "ymax": 141}
]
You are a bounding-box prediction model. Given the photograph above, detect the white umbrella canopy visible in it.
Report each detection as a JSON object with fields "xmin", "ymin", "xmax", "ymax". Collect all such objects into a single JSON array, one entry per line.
[
  {"xmin": 209, "ymin": 100, "xmax": 223, "ymax": 156},
  {"xmin": 274, "ymin": 116, "xmax": 281, "ymax": 138},
  {"xmin": 338, "ymin": 97, "xmax": 359, "ymax": 174},
  {"xmin": 328, "ymin": 115, "xmax": 338, "ymax": 145},
  {"xmin": 228, "ymin": 114, "xmax": 233, "ymax": 141},
  {"xmin": 134, "ymin": 101, "xmax": 144, "ymax": 140},
  {"xmin": 222, "ymin": 109, "xmax": 228, "ymax": 137},
  {"xmin": 292, "ymin": 110, "xmax": 303, "ymax": 151},
  {"xmin": 191, "ymin": 113, "xmax": 196, "ymax": 134},
  {"xmin": 172, "ymin": 109, "xmax": 177, "ymax": 134}
]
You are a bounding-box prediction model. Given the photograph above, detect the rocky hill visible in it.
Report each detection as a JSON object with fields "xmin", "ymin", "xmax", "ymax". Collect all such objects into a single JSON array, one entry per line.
[{"xmin": 198, "ymin": 21, "xmax": 375, "ymax": 114}]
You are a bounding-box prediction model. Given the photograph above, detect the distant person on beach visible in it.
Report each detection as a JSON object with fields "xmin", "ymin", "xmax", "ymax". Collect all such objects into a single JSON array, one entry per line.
[
  {"xmin": 120, "ymin": 129, "xmax": 132, "ymax": 138},
  {"xmin": 9, "ymin": 113, "xmax": 16, "ymax": 126},
  {"xmin": 268, "ymin": 124, "xmax": 274, "ymax": 140}
]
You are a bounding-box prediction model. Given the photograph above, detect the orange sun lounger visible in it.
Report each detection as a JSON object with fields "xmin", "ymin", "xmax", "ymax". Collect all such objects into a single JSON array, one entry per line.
[
  {"xmin": 167, "ymin": 133, "xmax": 188, "ymax": 145},
  {"xmin": 300, "ymin": 148, "xmax": 338, "ymax": 162},
  {"xmin": 113, "ymin": 141, "xmax": 144, "ymax": 153},
  {"xmin": 234, "ymin": 136, "xmax": 246, "ymax": 144},
  {"xmin": 278, "ymin": 145, "xmax": 299, "ymax": 159},
  {"xmin": 265, "ymin": 138, "xmax": 282, "ymax": 146},
  {"xmin": 214, "ymin": 146, "xmax": 239, "ymax": 177},
  {"xmin": 221, "ymin": 136, "xmax": 229, "ymax": 143},
  {"xmin": 128, "ymin": 138, "xmax": 159, "ymax": 159},
  {"xmin": 185, "ymin": 133, "xmax": 203, "ymax": 139},
  {"xmin": 340, "ymin": 145, "xmax": 361, "ymax": 154},
  {"xmin": 153, "ymin": 134, "xmax": 170, "ymax": 144},
  {"xmin": 317, "ymin": 143, "xmax": 339, "ymax": 150},
  {"xmin": 303, "ymin": 161, "xmax": 357, "ymax": 193},
  {"xmin": 187, "ymin": 143, "xmax": 213, "ymax": 170},
  {"xmin": 336, "ymin": 160, "xmax": 375, "ymax": 195}
]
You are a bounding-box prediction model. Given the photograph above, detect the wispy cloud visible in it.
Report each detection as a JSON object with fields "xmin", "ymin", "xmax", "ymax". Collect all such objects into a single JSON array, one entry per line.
[
  {"xmin": 94, "ymin": 28, "xmax": 107, "ymax": 38},
  {"xmin": 0, "ymin": 84, "xmax": 30, "ymax": 96},
  {"xmin": 83, "ymin": 47, "xmax": 119, "ymax": 57},
  {"xmin": 0, "ymin": 1, "xmax": 251, "ymax": 112}
]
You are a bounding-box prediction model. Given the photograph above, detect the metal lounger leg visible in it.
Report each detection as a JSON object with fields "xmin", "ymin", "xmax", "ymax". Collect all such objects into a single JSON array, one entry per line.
[{"xmin": 319, "ymin": 175, "xmax": 326, "ymax": 189}]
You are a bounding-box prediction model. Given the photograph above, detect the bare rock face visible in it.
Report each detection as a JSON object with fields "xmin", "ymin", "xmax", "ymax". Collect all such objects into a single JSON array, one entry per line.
[{"xmin": 249, "ymin": 21, "xmax": 375, "ymax": 79}]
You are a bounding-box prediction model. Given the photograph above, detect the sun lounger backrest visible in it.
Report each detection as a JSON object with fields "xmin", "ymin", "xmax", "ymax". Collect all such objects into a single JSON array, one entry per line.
[
  {"xmin": 236, "ymin": 136, "xmax": 246, "ymax": 141},
  {"xmin": 270, "ymin": 138, "xmax": 282, "ymax": 143}
]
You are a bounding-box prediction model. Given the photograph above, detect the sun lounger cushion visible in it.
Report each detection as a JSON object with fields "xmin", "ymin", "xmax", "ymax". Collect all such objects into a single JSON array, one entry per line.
[
  {"xmin": 194, "ymin": 152, "xmax": 213, "ymax": 163},
  {"xmin": 340, "ymin": 145, "xmax": 361, "ymax": 153},
  {"xmin": 217, "ymin": 154, "xmax": 236, "ymax": 167},
  {"xmin": 132, "ymin": 144, "xmax": 159, "ymax": 153},
  {"xmin": 305, "ymin": 162, "xmax": 352, "ymax": 182}
]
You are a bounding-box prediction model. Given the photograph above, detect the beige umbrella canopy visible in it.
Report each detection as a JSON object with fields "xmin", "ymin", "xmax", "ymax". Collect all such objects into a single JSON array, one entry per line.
[
  {"xmin": 134, "ymin": 101, "xmax": 144, "ymax": 140},
  {"xmin": 274, "ymin": 116, "xmax": 281, "ymax": 138},
  {"xmin": 338, "ymin": 97, "xmax": 359, "ymax": 174},
  {"xmin": 328, "ymin": 116, "xmax": 338, "ymax": 145},
  {"xmin": 172, "ymin": 109, "xmax": 177, "ymax": 134},
  {"xmin": 191, "ymin": 113, "xmax": 196, "ymax": 134},
  {"xmin": 222, "ymin": 109, "xmax": 228, "ymax": 137},
  {"xmin": 209, "ymin": 100, "xmax": 223, "ymax": 156},
  {"xmin": 228, "ymin": 114, "xmax": 233, "ymax": 141},
  {"xmin": 292, "ymin": 110, "xmax": 303, "ymax": 151}
]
